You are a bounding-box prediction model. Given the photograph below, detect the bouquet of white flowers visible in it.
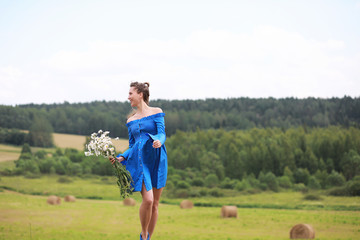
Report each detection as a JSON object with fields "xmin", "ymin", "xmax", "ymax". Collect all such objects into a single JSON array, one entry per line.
[{"xmin": 85, "ymin": 130, "xmax": 133, "ymax": 199}]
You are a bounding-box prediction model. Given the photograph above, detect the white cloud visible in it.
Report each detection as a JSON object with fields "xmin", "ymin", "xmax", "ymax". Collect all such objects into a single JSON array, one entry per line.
[
  {"xmin": 1, "ymin": 25, "xmax": 359, "ymax": 105},
  {"xmin": 0, "ymin": 66, "xmax": 23, "ymax": 85},
  {"xmin": 325, "ymin": 39, "xmax": 345, "ymax": 49},
  {"xmin": 0, "ymin": 66, "xmax": 23, "ymax": 99}
]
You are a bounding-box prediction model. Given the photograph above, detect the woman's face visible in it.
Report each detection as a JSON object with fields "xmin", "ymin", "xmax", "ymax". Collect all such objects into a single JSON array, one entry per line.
[{"xmin": 128, "ymin": 87, "xmax": 142, "ymax": 107}]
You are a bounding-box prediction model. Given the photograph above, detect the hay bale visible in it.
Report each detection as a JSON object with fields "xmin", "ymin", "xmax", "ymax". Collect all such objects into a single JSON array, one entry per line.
[
  {"xmin": 180, "ymin": 200, "xmax": 193, "ymax": 209},
  {"xmin": 221, "ymin": 205, "xmax": 237, "ymax": 218},
  {"xmin": 64, "ymin": 195, "xmax": 76, "ymax": 202},
  {"xmin": 123, "ymin": 198, "xmax": 136, "ymax": 206},
  {"xmin": 47, "ymin": 195, "xmax": 61, "ymax": 205},
  {"xmin": 290, "ymin": 224, "xmax": 315, "ymax": 239}
]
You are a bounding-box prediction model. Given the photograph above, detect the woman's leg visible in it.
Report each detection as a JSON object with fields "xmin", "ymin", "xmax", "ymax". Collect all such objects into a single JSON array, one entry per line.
[
  {"xmin": 140, "ymin": 183, "xmax": 154, "ymax": 240},
  {"xmin": 148, "ymin": 187, "xmax": 164, "ymax": 238}
]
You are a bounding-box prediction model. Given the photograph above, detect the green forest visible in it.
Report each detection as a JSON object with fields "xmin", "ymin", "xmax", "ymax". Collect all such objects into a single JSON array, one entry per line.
[
  {"xmin": 4, "ymin": 126, "xmax": 360, "ymax": 198},
  {"xmin": 1, "ymin": 97, "xmax": 359, "ymax": 197},
  {"xmin": 0, "ymin": 96, "xmax": 359, "ymax": 138}
]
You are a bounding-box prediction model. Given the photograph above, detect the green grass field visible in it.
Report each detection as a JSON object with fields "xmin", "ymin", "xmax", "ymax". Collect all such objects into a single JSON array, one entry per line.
[
  {"xmin": 0, "ymin": 175, "xmax": 359, "ymax": 240},
  {"xmin": 1, "ymin": 134, "xmax": 360, "ymax": 239},
  {"xmin": 0, "ymin": 189, "xmax": 359, "ymax": 240},
  {"xmin": 1, "ymin": 175, "xmax": 360, "ymax": 210},
  {"xmin": 0, "ymin": 175, "xmax": 143, "ymax": 202}
]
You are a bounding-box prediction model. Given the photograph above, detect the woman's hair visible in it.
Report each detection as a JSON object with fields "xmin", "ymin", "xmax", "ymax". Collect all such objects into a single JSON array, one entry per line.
[
  {"xmin": 130, "ymin": 81, "xmax": 150, "ymax": 104},
  {"xmin": 127, "ymin": 81, "xmax": 150, "ymax": 119}
]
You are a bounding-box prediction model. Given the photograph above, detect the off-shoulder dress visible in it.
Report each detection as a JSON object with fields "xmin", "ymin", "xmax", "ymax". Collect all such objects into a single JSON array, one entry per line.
[{"xmin": 117, "ymin": 113, "xmax": 168, "ymax": 192}]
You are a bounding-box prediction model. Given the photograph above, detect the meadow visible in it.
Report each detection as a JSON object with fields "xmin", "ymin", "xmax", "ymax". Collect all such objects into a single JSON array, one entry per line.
[
  {"xmin": 0, "ymin": 175, "xmax": 360, "ymax": 240},
  {"xmin": 0, "ymin": 135, "xmax": 360, "ymax": 239},
  {"xmin": 1, "ymin": 188, "xmax": 360, "ymax": 240},
  {"xmin": 1, "ymin": 175, "xmax": 360, "ymax": 211}
]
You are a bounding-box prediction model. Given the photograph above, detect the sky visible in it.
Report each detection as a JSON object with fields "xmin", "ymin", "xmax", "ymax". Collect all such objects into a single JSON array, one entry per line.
[{"xmin": 1, "ymin": 0, "xmax": 360, "ymax": 105}]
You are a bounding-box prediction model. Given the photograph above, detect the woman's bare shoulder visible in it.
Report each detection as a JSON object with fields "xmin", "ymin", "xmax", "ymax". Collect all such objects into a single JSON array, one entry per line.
[
  {"xmin": 126, "ymin": 108, "xmax": 163, "ymax": 123},
  {"xmin": 127, "ymin": 115, "xmax": 137, "ymax": 123},
  {"xmin": 150, "ymin": 107, "xmax": 163, "ymax": 114}
]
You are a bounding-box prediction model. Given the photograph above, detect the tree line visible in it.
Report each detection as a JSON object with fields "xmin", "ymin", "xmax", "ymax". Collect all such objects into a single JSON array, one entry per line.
[
  {"xmin": 164, "ymin": 126, "xmax": 360, "ymax": 197},
  {"xmin": 0, "ymin": 114, "xmax": 54, "ymax": 147},
  {"xmin": 0, "ymin": 96, "xmax": 359, "ymax": 138},
  {"xmin": 5, "ymin": 126, "xmax": 360, "ymax": 196},
  {"xmin": 166, "ymin": 126, "xmax": 360, "ymax": 181}
]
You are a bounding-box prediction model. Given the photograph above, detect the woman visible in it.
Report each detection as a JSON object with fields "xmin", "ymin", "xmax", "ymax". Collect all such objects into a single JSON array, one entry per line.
[{"xmin": 110, "ymin": 82, "xmax": 167, "ymax": 240}]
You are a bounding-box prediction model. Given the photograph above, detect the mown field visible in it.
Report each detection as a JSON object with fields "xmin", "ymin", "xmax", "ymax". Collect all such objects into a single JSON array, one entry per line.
[
  {"xmin": 0, "ymin": 132, "xmax": 129, "ymax": 163},
  {"xmin": 1, "ymin": 134, "xmax": 360, "ymax": 239},
  {"xmin": 0, "ymin": 144, "xmax": 21, "ymax": 163},
  {"xmin": 1, "ymin": 188, "xmax": 360, "ymax": 240},
  {"xmin": 0, "ymin": 175, "xmax": 360, "ymax": 240},
  {"xmin": 52, "ymin": 132, "xmax": 129, "ymax": 153},
  {"xmin": 1, "ymin": 175, "xmax": 360, "ymax": 211}
]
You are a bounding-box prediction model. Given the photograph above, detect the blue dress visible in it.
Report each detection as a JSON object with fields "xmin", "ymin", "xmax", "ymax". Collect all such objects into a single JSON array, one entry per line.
[{"xmin": 117, "ymin": 112, "xmax": 168, "ymax": 192}]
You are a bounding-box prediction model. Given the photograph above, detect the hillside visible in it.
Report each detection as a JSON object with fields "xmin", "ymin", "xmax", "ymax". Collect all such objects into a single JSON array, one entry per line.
[{"xmin": 1, "ymin": 96, "xmax": 359, "ymax": 138}]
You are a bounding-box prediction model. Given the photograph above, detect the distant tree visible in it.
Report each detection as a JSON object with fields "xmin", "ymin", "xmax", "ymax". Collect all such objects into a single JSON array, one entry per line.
[
  {"xmin": 177, "ymin": 180, "xmax": 190, "ymax": 189},
  {"xmin": 235, "ymin": 180, "xmax": 248, "ymax": 191},
  {"xmin": 54, "ymin": 160, "xmax": 66, "ymax": 175},
  {"xmin": 0, "ymin": 128, "xmax": 27, "ymax": 145},
  {"xmin": 68, "ymin": 162, "xmax": 83, "ymax": 175},
  {"xmin": 199, "ymin": 151, "xmax": 224, "ymax": 180},
  {"xmin": 314, "ymin": 170, "xmax": 329, "ymax": 189},
  {"xmin": 326, "ymin": 158, "xmax": 335, "ymax": 173},
  {"xmin": 54, "ymin": 148, "xmax": 63, "ymax": 157},
  {"xmin": 264, "ymin": 172, "xmax": 279, "ymax": 192},
  {"xmin": 27, "ymin": 115, "xmax": 54, "ymax": 147},
  {"xmin": 20, "ymin": 159, "xmax": 40, "ymax": 174},
  {"xmin": 192, "ymin": 178, "xmax": 204, "ymax": 187},
  {"xmin": 327, "ymin": 170, "xmax": 346, "ymax": 187},
  {"xmin": 20, "ymin": 143, "xmax": 32, "ymax": 155},
  {"xmin": 38, "ymin": 158, "xmax": 56, "ymax": 174},
  {"xmin": 245, "ymin": 173, "xmax": 261, "ymax": 189},
  {"xmin": 220, "ymin": 177, "xmax": 234, "ymax": 189},
  {"xmin": 278, "ymin": 176, "xmax": 292, "ymax": 189},
  {"xmin": 308, "ymin": 176, "xmax": 321, "ymax": 189},
  {"xmin": 348, "ymin": 180, "xmax": 360, "ymax": 196},
  {"xmin": 341, "ymin": 150, "xmax": 360, "ymax": 180},
  {"xmin": 293, "ymin": 168, "xmax": 310, "ymax": 185},
  {"xmin": 34, "ymin": 150, "xmax": 47, "ymax": 159},
  {"xmin": 205, "ymin": 174, "xmax": 219, "ymax": 188},
  {"xmin": 258, "ymin": 171, "xmax": 266, "ymax": 183},
  {"xmin": 283, "ymin": 166, "xmax": 294, "ymax": 183}
]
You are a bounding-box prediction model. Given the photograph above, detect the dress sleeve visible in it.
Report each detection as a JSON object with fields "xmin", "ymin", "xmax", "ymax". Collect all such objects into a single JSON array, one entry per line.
[
  {"xmin": 116, "ymin": 126, "xmax": 135, "ymax": 165},
  {"xmin": 147, "ymin": 116, "xmax": 166, "ymax": 146}
]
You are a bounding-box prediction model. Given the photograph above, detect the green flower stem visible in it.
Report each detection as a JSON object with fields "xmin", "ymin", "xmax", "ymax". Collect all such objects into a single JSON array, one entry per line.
[{"xmin": 113, "ymin": 159, "xmax": 134, "ymax": 199}]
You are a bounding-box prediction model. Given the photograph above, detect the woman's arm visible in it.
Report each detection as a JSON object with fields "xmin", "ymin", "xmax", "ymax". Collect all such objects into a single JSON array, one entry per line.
[
  {"xmin": 119, "ymin": 127, "xmax": 135, "ymax": 159},
  {"xmin": 148, "ymin": 115, "xmax": 166, "ymax": 148}
]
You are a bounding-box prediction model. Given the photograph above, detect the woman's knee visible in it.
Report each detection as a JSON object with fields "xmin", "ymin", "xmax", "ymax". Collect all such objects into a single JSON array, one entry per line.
[
  {"xmin": 152, "ymin": 200, "xmax": 159, "ymax": 211},
  {"xmin": 142, "ymin": 196, "xmax": 154, "ymax": 207}
]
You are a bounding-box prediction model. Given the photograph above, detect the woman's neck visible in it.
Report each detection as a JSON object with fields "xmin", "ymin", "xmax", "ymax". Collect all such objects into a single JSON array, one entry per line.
[{"xmin": 135, "ymin": 101, "xmax": 149, "ymax": 115}]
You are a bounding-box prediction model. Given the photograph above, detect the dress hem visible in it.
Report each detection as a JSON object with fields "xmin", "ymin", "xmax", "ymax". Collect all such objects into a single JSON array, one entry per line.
[{"xmin": 132, "ymin": 185, "xmax": 166, "ymax": 192}]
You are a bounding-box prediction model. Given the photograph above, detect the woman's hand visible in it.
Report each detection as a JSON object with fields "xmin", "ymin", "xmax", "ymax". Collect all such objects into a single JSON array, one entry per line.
[
  {"xmin": 108, "ymin": 156, "xmax": 125, "ymax": 164},
  {"xmin": 152, "ymin": 140, "xmax": 162, "ymax": 148}
]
